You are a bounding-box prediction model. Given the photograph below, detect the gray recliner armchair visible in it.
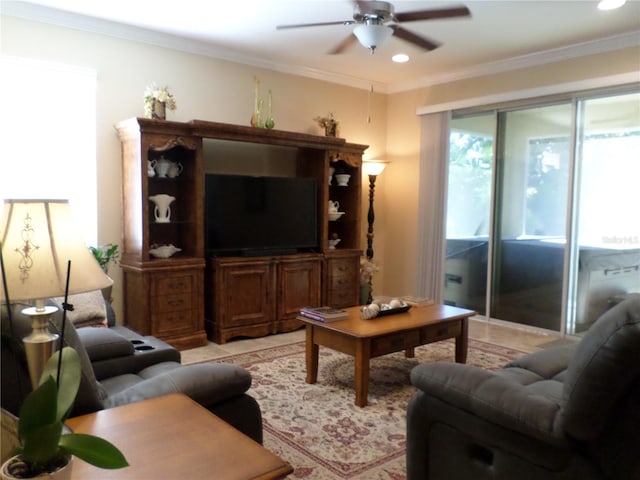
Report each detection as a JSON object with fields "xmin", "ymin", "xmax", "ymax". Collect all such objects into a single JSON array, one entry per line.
[
  {"xmin": 1, "ymin": 301, "xmax": 263, "ymax": 444},
  {"xmin": 406, "ymin": 295, "xmax": 640, "ymax": 480}
]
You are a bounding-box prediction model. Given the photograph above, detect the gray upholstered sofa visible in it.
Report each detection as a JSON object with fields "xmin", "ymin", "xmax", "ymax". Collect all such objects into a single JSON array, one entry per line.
[
  {"xmin": 1, "ymin": 301, "xmax": 263, "ymax": 444},
  {"xmin": 406, "ymin": 295, "xmax": 640, "ymax": 480}
]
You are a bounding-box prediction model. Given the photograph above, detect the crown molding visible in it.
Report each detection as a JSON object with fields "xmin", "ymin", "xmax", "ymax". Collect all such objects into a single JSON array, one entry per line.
[
  {"xmin": 3, "ymin": 2, "xmax": 639, "ymax": 95},
  {"xmin": 389, "ymin": 30, "xmax": 640, "ymax": 94}
]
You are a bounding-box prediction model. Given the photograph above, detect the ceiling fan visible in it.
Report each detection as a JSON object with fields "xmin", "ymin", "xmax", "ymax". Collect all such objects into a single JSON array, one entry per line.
[{"xmin": 276, "ymin": 0, "xmax": 471, "ymax": 54}]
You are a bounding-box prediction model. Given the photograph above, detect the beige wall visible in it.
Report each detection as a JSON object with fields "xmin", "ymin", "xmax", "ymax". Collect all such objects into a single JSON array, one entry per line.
[{"xmin": 3, "ymin": 13, "xmax": 638, "ymax": 320}]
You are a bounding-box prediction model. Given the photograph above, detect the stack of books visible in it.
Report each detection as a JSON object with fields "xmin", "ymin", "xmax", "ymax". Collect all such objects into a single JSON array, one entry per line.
[{"xmin": 299, "ymin": 306, "xmax": 349, "ymax": 322}]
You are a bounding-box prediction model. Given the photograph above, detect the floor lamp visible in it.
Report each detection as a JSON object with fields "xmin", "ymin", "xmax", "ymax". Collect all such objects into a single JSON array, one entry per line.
[
  {"xmin": 362, "ymin": 160, "xmax": 388, "ymax": 304},
  {"xmin": 0, "ymin": 199, "xmax": 113, "ymax": 389}
]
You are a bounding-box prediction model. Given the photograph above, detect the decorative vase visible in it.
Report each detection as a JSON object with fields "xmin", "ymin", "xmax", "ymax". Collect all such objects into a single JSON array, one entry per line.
[
  {"xmin": 152, "ymin": 100, "xmax": 166, "ymax": 120},
  {"xmin": 1, "ymin": 455, "xmax": 73, "ymax": 480},
  {"xmin": 149, "ymin": 194, "xmax": 175, "ymax": 223},
  {"xmin": 325, "ymin": 123, "xmax": 337, "ymax": 137}
]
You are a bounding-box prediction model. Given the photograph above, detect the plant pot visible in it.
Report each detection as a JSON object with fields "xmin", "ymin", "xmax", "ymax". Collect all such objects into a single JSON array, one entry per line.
[
  {"xmin": 1, "ymin": 455, "xmax": 72, "ymax": 480},
  {"xmin": 152, "ymin": 100, "xmax": 166, "ymax": 120}
]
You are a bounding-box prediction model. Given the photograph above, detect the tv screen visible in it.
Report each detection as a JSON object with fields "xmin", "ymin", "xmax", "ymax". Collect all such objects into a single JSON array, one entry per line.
[{"xmin": 205, "ymin": 174, "xmax": 318, "ymax": 256}]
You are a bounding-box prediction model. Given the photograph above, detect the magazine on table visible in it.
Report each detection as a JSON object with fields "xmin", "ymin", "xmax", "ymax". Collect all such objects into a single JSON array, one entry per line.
[{"xmin": 300, "ymin": 306, "xmax": 349, "ymax": 322}]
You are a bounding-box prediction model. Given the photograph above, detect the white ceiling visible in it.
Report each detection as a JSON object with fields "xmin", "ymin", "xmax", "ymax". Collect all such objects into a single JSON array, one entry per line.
[{"xmin": 4, "ymin": 0, "xmax": 640, "ymax": 92}]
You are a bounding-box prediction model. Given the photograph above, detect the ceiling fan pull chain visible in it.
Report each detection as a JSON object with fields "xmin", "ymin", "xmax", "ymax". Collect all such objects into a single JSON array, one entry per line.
[{"xmin": 367, "ymin": 84, "xmax": 373, "ymax": 124}]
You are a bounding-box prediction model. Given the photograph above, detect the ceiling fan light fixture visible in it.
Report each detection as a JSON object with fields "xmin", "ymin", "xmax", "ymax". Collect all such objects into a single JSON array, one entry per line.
[
  {"xmin": 353, "ymin": 24, "xmax": 393, "ymax": 52},
  {"xmin": 597, "ymin": 0, "xmax": 626, "ymax": 10}
]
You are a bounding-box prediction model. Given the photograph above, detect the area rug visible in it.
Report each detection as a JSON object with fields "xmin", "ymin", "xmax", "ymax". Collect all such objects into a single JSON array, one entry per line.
[{"xmin": 208, "ymin": 339, "xmax": 524, "ymax": 480}]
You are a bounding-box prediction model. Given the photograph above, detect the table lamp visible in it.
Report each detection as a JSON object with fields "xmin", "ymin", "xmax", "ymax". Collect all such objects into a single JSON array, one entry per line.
[{"xmin": 0, "ymin": 199, "xmax": 113, "ymax": 389}]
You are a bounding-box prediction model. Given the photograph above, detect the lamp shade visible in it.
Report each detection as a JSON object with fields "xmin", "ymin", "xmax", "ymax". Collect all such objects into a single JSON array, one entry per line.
[
  {"xmin": 353, "ymin": 24, "xmax": 393, "ymax": 51},
  {"xmin": 1, "ymin": 199, "xmax": 112, "ymax": 302},
  {"xmin": 363, "ymin": 160, "xmax": 388, "ymax": 177}
]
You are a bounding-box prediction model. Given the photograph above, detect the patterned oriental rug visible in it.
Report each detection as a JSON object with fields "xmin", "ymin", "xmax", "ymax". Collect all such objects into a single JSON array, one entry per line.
[{"xmin": 200, "ymin": 339, "xmax": 524, "ymax": 480}]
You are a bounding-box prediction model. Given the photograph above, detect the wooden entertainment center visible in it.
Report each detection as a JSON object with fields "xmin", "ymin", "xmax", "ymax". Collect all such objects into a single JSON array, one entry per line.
[{"xmin": 116, "ymin": 118, "xmax": 367, "ymax": 348}]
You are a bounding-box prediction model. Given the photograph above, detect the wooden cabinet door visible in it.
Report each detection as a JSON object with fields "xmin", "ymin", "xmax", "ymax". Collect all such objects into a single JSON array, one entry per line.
[
  {"xmin": 276, "ymin": 256, "xmax": 322, "ymax": 329},
  {"xmin": 210, "ymin": 258, "xmax": 275, "ymax": 343}
]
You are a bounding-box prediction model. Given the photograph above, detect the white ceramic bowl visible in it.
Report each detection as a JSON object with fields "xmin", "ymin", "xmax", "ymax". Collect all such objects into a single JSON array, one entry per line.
[
  {"xmin": 328, "ymin": 211, "xmax": 345, "ymax": 221},
  {"xmin": 149, "ymin": 244, "xmax": 182, "ymax": 258}
]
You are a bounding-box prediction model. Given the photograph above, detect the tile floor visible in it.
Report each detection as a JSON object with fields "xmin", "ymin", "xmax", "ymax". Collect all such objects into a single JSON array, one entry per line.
[{"xmin": 181, "ymin": 317, "xmax": 578, "ymax": 365}]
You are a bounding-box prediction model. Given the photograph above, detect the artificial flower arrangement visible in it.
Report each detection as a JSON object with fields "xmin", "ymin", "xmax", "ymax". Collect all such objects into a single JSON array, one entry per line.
[
  {"xmin": 314, "ymin": 113, "xmax": 338, "ymax": 136},
  {"xmin": 360, "ymin": 257, "xmax": 379, "ymax": 286},
  {"xmin": 143, "ymin": 83, "xmax": 177, "ymax": 118}
]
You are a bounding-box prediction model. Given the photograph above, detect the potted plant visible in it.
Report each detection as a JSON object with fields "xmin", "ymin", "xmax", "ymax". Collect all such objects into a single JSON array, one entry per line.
[
  {"xmin": 88, "ymin": 244, "xmax": 119, "ymax": 274},
  {"xmin": 1, "ymin": 347, "xmax": 128, "ymax": 479},
  {"xmin": 89, "ymin": 244, "xmax": 119, "ymax": 302},
  {"xmin": 143, "ymin": 83, "xmax": 176, "ymax": 120},
  {"xmin": 314, "ymin": 113, "xmax": 338, "ymax": 137}
]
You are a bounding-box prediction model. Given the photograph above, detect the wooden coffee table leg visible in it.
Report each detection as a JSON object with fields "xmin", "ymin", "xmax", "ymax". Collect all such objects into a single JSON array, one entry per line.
[
  {"xmin": 354, "ymin": 339, "xmax": 371, "ymax": 407},
  {"xmin": 455, "ymin": 317, "xmax": 469, "ymax": 363},
  {"xmin": 305, "ymin": 325, "xmax": 318, "ymax": 384}
]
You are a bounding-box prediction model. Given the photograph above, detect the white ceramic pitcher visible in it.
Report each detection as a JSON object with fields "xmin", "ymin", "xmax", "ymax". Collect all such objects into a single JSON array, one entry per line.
[{"xmin": 149, "ymin": 194, "xmax": 175, "ymax": 223}]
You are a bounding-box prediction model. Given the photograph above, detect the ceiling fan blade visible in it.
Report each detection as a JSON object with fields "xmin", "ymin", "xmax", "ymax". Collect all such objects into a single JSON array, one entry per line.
[
  {"xmin": 328, "ymin": 34, "xmax": 358, "ymax": 54},
  {"xmin": 390, "ymin": 25, "xmax": 440, "ymax": 51},
  {"xmin": 276, "ymin": 20, "xmax": 354, "ymax": 30},
  {"xmin": 393, "ymin": 6, "xmax": 471, "ymax": 23}
]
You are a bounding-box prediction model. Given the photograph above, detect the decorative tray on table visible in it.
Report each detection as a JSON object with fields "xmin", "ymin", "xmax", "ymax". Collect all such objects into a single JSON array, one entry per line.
[
  {"xmin": 361, "ymin": 299, "xmax": 411, "ymax": 319},
  {"xmin": 376, "ymin": 305, "xmax": 411, "ymax": 317}
]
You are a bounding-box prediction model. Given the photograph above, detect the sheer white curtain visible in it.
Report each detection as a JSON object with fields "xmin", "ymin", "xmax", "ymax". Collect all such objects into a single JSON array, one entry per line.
[
  {"xmin": 0, "ymin": 56, "xmax": 97, "ymax": 245},
  {"xmin": 415, "ymin": 111, "xmax": 450, "ymax": 302}
]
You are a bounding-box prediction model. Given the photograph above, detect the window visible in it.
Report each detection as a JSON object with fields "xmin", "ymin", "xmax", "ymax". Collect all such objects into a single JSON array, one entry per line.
[{"xmin": 0, "ymin": 56, "xmax": 97, "ymax": 244}]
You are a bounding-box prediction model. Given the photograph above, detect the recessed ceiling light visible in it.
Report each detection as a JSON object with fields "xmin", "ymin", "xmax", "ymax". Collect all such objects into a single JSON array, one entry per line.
[
  {"xmin": 392, "ymin": 54, "xmax": 409, "ymax": 63},
  {"xmin": 598, "ymin": 0, "xmax": 626, "ymax": 10}
]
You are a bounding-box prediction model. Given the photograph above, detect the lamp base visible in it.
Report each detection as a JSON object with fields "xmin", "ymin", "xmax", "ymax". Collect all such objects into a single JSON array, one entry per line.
[{"xmin": 21, "ymin": 305, "xmax": 60, "ymax": 390}]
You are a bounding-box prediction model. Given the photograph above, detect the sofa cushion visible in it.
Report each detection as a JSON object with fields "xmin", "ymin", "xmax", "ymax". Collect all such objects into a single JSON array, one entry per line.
[{"xmin": 561, "ymin": 295, "xmax": 640, "ymax": 441}]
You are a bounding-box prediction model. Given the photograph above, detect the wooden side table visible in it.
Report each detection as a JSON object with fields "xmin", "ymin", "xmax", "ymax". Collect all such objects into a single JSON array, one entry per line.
[{"xmin": 66, "ymin": 394, "xmax": 292, "ymax": 479}]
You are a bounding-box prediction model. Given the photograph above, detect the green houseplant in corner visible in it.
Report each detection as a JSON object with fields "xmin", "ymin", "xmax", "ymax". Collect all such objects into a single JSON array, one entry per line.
[
  {"xmin": 88, "ymin": 244, "xmax": 119, "ymax": 302},
  {"xmin": 1, "ymin": 347, "xmax": 128, "ymax": 479}
]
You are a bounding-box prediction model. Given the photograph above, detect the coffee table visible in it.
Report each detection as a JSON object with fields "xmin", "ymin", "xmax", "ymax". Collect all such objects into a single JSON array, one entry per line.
[
  {"xmin": 298, "ymin": 303, "xmax": 476, "ymax": 407},
  {"xmin": 66, "ymin": 393, "xmax": 293, "ymax": 479}
]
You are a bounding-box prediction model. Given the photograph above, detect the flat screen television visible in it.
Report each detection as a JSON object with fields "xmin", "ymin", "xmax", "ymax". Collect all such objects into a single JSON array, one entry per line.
[{"xmin": 205, "ymin": 174, "xmax": 318, "ymax": 256}]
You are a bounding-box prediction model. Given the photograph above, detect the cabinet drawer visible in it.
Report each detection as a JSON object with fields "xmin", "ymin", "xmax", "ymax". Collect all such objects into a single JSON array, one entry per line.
[
  {"xmin": 152, "ymin": 293, "xmax": 192, "ymax": 313},
  {"xmin": 371, "ymin": 330, "xmax": 420, "ymax": 357},
  {"xmin": 420, "ymin": 323, "xmax": 461, "ymax": 343},
  {"xmin": 152, "ymin": 275, "xmax": 193, "ymax": 295},
  {"xmin": 327, "ymin": 258, "xmax": 357, "ymax": 280},
  {"xmin": 328, "ymin": 287, "xmax": 356, "ymax": 307},
  {"xmin": 153, "ymin": 310, "xmax": 195, "ymax": 336}
]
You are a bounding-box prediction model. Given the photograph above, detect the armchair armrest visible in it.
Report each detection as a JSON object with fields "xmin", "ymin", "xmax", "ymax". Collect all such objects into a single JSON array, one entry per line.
[
  {"xmin": 410, "ymin": 361, "xmax": 566, "ymax": 445},
  {"xmin": 103, "ymin": 363, "xmax": 252, "ymax": 409},
  {"xmin": 77, "ymin": 327, "xmax": 135, "ymax": 361}
]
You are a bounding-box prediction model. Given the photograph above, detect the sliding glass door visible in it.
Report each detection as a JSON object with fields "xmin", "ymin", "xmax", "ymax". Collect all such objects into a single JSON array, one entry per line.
[
  {"xmin": 445, "ymin": 113, "xmax": 495, "ymax": 316},
  {"xmin": 445, "ymin": 88, "xmax": 639, "ymax": 334},
  {"xmin": 492, "ymin": 103, "xmax": 572, "ymax": 331},
  {"xmin": 569, "ymin": 92, "xmax": 640, "ymax": 333}
]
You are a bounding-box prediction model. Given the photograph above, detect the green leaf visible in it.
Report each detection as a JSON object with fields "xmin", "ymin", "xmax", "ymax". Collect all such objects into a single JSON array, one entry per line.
[
  {"xmin": 18, "ymin": 378, "xmax": 57, "ymax": 438},
  {"xmin": 42, "ymin": 347, "xmax": 81, "ymax": 420},
  {"xmin": 60, "ymin": 434, "xmax": 129, "ymax": 469},
  {"xmin": 18, "ymin": 378, "xmax": 62, "ymax": 464}
]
